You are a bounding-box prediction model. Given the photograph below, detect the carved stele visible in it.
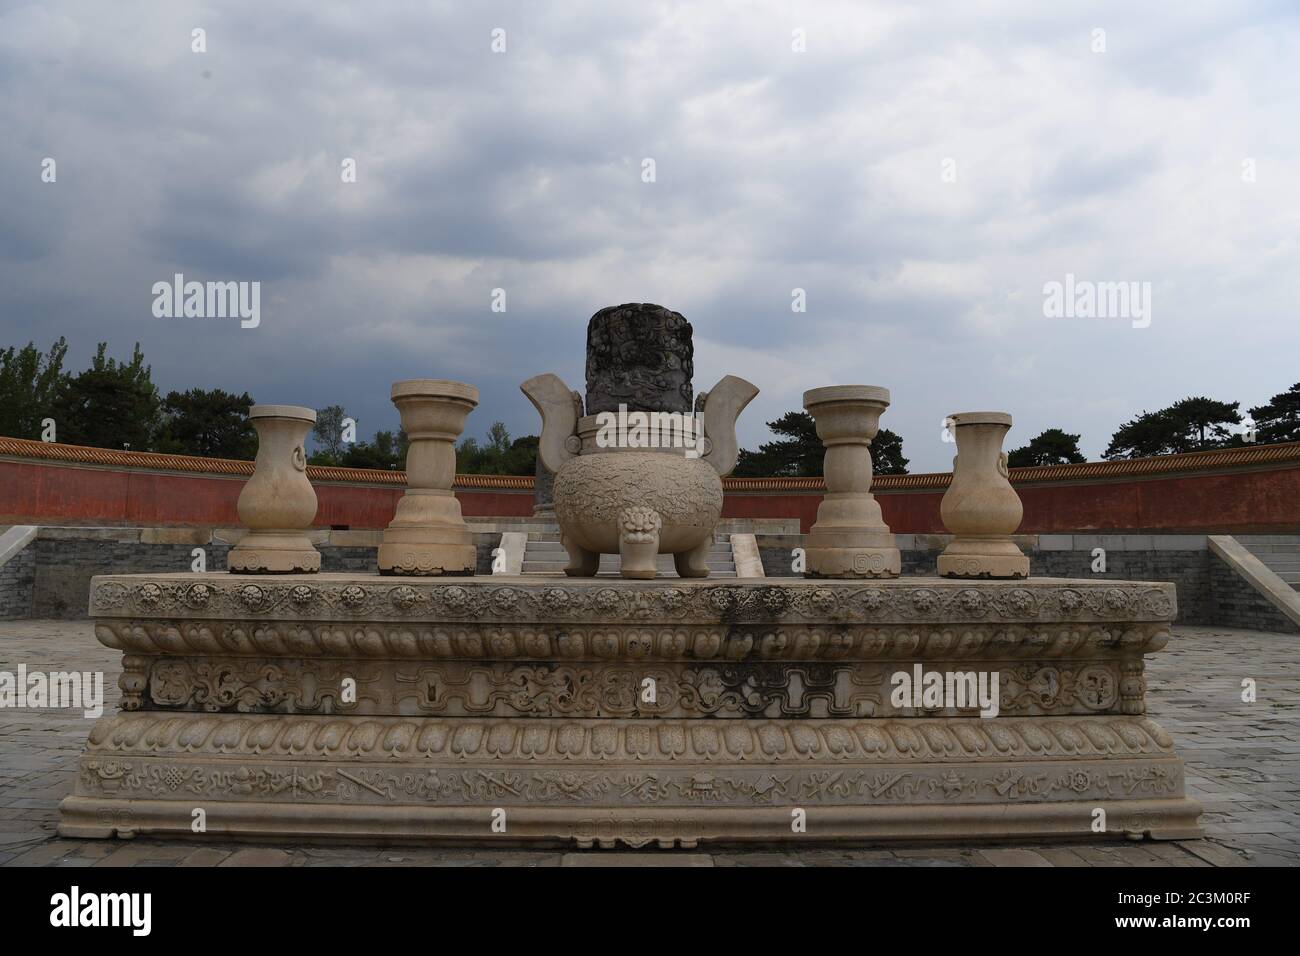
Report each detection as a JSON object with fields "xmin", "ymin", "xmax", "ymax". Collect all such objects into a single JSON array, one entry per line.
[
  {"xmin": 803, "ymin": 386, "xmax": 901, "ymax": 578},
  {"xmin": 938, "ymin": 411, "xmax": 1030, "ymax": 578},
  {"xmin": 228, "ymin": 405, "xmax": 321, "ymax": 574},
  {"xmin": 377, "ymin": 380, "xmax": 478, "ymax": 576}
]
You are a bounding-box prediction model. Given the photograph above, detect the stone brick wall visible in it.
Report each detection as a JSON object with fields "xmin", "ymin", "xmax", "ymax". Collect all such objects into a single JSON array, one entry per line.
[
  {"xmin": 24, "ymin": 532, "xmax": 500, "ymax": 619},
  {"xmin": 1207, "ymin": 552, "xmax": 1300, "ymax": 634},
  {"xmin": 1027, "ymin": 549, "xmax": 1213, "ymax": 624},
  {"xmin": 0, "ymin": 545, "xmax": 35, "ymax": 619},
  {"xmin": 32, "ymin": 538, "xmax": 233, "ymax": 618}
]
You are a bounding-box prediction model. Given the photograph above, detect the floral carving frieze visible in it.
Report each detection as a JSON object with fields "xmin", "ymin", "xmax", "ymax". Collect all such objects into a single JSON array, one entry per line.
[
  {"xmin": 82, "ymin": 712, "xmax": 1178, "ymax": 762},
  {"xmin": 90, "ymin": 574, "xmax": 1177, "ymax": 625},
  {"xmin": 77, "ymin": 757, "xmax": 1181, "ymax": 808},
  {"xmin": 94, "ymin": 618, "xmax": 1171, "ymax": 661},
  {"xmin": 131, "ymin": 657, "xmax": 1127, "ymax": 719}
]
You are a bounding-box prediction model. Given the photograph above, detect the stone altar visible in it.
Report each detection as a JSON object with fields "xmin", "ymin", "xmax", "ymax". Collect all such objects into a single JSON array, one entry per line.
[
  {"xmin": 56, "ymin": 309, "xmax": 1202, "ymax": 848},
  {"xmin": 59, "ymin": 572, "xmax": 1200, "ymax": 845}
]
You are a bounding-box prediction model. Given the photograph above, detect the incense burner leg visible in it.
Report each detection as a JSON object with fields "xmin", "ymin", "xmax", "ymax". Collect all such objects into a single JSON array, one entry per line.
[
  {"xmin": 561, "ymin": 534, "xmax": 599, "ymax": 577},
  {"xmin": 674, "ymin": 537, "xmax": 711, "ymax": 578},
  {"xmin": 618, "ymin": 507, "xmax": 662, "ymax": 579}
]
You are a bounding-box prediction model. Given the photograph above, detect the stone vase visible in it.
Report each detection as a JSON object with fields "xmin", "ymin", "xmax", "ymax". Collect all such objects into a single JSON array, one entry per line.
[
  {"xmin": 228, "ymin": 405, "xmax": 320, "ymax": 573},
  {"xmin": 937, "ymin": 411, "xmax": 1029, "ymax": 578},
  {"xmin": 377, "ymin": 380, "xmax": 478, "ymax": 575},
  {"xmin": 802, "ymin": 385, "xmax": 900, "ymax": 578}
]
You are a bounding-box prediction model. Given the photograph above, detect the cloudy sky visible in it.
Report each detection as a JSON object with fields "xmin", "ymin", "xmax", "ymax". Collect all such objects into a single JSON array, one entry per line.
[{"xmin": 2, "ymin": 1, "xmax": 1298, "ymax": 471}]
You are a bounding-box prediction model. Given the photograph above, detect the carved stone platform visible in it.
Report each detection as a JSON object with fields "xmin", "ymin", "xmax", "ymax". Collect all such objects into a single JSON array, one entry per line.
[{"xmin": 59, "ymin": 574, "xmax": 1202, "ymax": 847}]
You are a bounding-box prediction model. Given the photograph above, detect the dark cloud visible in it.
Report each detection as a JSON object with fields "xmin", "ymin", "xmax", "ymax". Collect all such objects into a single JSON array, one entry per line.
[{"xmin": 1, "ymin": 0, "xmax": 1297, "ymax": 469}]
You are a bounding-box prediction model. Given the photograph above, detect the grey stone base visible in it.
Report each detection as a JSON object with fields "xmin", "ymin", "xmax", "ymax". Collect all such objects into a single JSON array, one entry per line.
[{"xmin": 59, "ymin": 794, "xmax": 1204, "ymax": 847}]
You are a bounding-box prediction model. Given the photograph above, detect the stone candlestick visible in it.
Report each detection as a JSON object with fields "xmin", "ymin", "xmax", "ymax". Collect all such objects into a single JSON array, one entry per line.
[
  {"xmin": 937, "ymin": 411, "xmax": 1030, "ymax": 578},
  {"xmin": 802, "ymin": 385, "xmax": 901, "ymax": 578},
  {"xmin": 378, "ymin": 380, "xmax": 478, "ymax": 576},
  {"xmin": 228, "ymin": 405, "xmax": 321, "ymax": 573}
]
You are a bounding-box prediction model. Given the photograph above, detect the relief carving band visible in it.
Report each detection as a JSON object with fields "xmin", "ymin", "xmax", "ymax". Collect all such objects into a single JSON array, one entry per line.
[
  {"xmin": 89, "ymin": 575, "xmax": 1178, "ymax": 625},
  {"xmin": 132, "ymin": 657, "xmax": 1126, "ymax": 718},
  {"xmin": 76, "ymin": 756, "xmax": 1182, "ymax": 809}
]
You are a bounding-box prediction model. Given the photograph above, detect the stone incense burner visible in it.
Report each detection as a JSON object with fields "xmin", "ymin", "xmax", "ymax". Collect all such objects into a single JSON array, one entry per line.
[{"xmin": 522, "ymin": 303, "xmax": 757, "ymax": 578}]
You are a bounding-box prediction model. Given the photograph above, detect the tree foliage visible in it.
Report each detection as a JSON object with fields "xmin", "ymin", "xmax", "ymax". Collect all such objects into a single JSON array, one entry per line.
[
  {"xmin": 311, "ymin": 405, "xmax": 350, "ymax": 460},
  {"xmin": 733, "ymin": 410, "xmax": 908, "ymax": 477},
  {"xmin": 156, "ymin": 388, "xmax": 257, "ymax": 459},
  {"xmin": 1103, "ymin": 396, "xmax": 1242, "ymax": 459},
  {"xmin": 1007, "ymin": 428, "xmax": 1086, "ymax": 467},
  {"xmin": 0, "ymin": 337, "xmax": 68, "ymax": 440},
  {"xmin": 338, "ymin": 430, "xmax": 409, "ymax": 470},
  {"xmin": 1248, "ymin": 383, "xmax": 1300, "ymax": 445},
  {"xmin": 456, "ymin": 423, "xmax": 538, "ymax": 475},
  {"xmin": 51, "ymin": 343, "xmax": 159, "ymax": 451}
]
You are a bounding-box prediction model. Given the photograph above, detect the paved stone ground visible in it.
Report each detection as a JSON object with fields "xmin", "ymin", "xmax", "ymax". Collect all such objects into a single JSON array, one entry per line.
[{"xmin": 0, "ymin": 621, "xmax": 1295, "ymax": 867}]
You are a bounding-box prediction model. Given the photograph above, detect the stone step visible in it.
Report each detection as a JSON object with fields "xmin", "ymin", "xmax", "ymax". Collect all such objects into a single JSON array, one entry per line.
[
  {"xmin": 520, "ymin": 556, "xmax": 738, "ymax": 572},
  {"xmin": 1239, "ymin": 543, "xmax": 1300, "ymax": 553},
  {"xmin": 524, "ymin": 540, "xmax": 732, "ymax": 554},
  {"xmin": 522, "ymin": 554, "xmax": 738, "ymax": 561},
  {"xmin": 1235, "ymin": 535, "xmax": 1300, "ymax": 543},
  {"xmin": 519, "ymin": 527, "xmax": 737, "ymax": 576}
]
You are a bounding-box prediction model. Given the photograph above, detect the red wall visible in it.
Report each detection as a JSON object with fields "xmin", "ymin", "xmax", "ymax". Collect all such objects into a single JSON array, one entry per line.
[
  {"xmin": 724, "ymin": 467, "xmax": 1300, "ymax": 534},
  {"xmin": 0, "ymin": 460, "xmax": 533, "ymax": 527},
  {"xmin": 3, "ymin": 457, "xmax": 1297, "ymax": 533}
]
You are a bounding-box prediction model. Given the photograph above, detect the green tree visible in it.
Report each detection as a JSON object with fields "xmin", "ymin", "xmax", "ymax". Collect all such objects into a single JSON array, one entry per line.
[
  {"xmin": 1008, "ymin": 428, "xmax": 1086, "ymax": 467},
  {"xmin": 156, "ymin": 388, "xmax": 257, "ymax": 459},
  {"xmin": 871, "ymin": 428, "xmax": 909, "ymax": 475},
  {"xmin": 1248, "ymin": 383, "xmax": 1300, "ymax": 444},
  {"xmin": 52, "ymin": 342, "xmax": 159, "ymax": 450},
  {"xmin": 0, "ymin": 337, "xmax": 69, "ymax": 439},
  {"xmin": 733, "ymin": 411, "xmax": 823, "ymax": 477},
  {"xmin": 1104, "ymin": 396, "xmax": 1242, "ymax": 459},
  {"xmin": 504, "ymin": 434, "xmax": 539, "ymax": 475},
  {"xmin": 311, "ymin": 405, "xmax": 350, "ymax": 461},
  {"xmin": 455, "ymin": 423, "xmax": 538, "ymax": 475},
  {"xmin": 339, "ymin": 429, "xmax": 408, "ymax": 470},
  {"xmin": 733, "ymin": 411, "xmax": 908, "ymax": 476}
]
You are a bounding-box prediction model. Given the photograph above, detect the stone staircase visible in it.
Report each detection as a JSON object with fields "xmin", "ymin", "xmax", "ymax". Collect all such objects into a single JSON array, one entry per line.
[
  {"xmin": 520, "ymin": 525, "xmax": 737, "ymax": 577},
  {"xmin": 1236, "ymin": 535, "xmax": 1300, "ymax": 590}
]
